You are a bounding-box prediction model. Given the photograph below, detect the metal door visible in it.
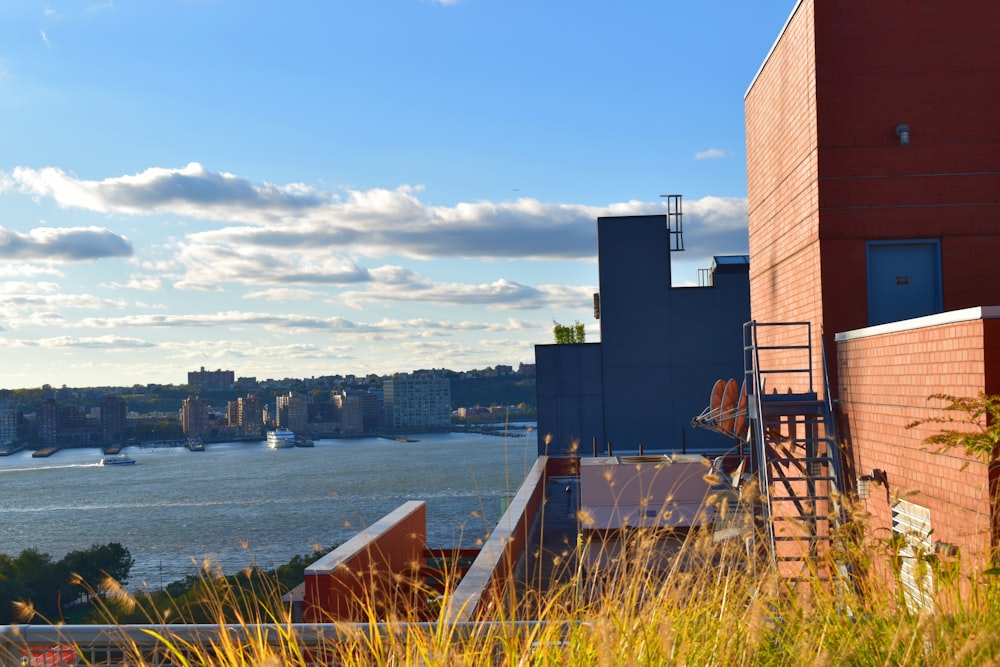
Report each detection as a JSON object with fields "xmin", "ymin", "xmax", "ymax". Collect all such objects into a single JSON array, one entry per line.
[{"xmin": 867, "ymin": 240, "xmax": 942, "ymax": 326}]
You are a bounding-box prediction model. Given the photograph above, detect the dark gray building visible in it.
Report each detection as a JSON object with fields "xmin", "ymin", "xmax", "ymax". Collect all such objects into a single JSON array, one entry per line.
[{"xmin": 535, "ymin": 213, "xmax": 750, "ymax": 456}]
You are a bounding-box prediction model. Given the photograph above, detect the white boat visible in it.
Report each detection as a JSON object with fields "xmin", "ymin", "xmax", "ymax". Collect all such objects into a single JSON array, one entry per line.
[
  {"xmin": 267, "ymin": 429, "xmax": 295, "ymax": 449},
  {"xmin": 100, "ymin": 454, "xmax": 136, "ymax": 466}
]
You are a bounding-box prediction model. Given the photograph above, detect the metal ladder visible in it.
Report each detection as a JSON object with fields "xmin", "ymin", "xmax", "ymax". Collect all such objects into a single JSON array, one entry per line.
[{"xmin": 743, "ymin": 321, "xmax": 848, "ymax": 580}]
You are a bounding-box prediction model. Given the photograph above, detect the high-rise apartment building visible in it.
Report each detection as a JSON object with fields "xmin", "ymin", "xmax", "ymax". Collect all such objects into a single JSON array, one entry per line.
[
  {"xmin": 275, "ymin": 392, "xmax": 307, "ymax": 431},
  {"xmin": 38, "ymin": 398, "xmax": 59, "ymax": 444},
  {"xmin": 0, "ymin": 403, "xmax": 18, "ymax": 447},
  {"xmin": 336, "ymin": 392, "xmax": 381, "ymax": 434},
  {"xmin": 383, "ymin": 374, "xmax": 451, "ymax": 431},
  {"xmin": 237, "ymin": 394, "xmax": 262, "ymax": 436},
  {"xmin": 100, "ymin": 395, "xmax": 128, "ymax": 443},
  {"xmin": 181, "ymin": 396, "xmax": 210, "ymax": 438}
]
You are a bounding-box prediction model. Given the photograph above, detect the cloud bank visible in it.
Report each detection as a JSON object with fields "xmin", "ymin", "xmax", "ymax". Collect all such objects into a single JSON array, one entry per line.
[{"xmin": 3, "ymin": 164, "xmax": 749, "ymax": 289}]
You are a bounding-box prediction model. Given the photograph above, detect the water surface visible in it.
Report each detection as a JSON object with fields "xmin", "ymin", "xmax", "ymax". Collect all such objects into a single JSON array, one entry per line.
[{"xmin": 0, "ymin": 430, "xmax": 535, "ymax": 589}]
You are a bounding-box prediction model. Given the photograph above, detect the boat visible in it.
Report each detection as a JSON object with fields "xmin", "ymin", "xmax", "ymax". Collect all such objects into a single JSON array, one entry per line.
[
  {"xmin": 100, "ymin": 454, "xmax": 136, "ymax": 466},
  {"xmin": 267, "ymin": 429, "xmax": 295, "ymax": 449}
]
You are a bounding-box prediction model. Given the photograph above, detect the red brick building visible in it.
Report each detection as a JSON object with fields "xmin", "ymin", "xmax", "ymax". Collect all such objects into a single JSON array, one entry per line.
[{"xmin": 746, "ymin": 0, "xmax": 1000, "ymax": 598}]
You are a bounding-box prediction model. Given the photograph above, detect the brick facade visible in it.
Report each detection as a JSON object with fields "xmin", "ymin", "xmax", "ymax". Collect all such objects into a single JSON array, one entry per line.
[
  {"xmin": 747, "ymin": 0, "xmax": 1000, "ymax": 592},
  {"xmin": 747, "ymin": 0, "xmax": 1000, "ymax": 396},
  {"xmin": 836, "ymin": 311, "xmax": 1000, "ymax": 573}
]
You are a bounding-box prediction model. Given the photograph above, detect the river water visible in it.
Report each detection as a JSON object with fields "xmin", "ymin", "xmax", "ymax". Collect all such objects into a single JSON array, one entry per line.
[{"xmin": 0, "ymin": 429, "xmax": 536, "ymax": 590}]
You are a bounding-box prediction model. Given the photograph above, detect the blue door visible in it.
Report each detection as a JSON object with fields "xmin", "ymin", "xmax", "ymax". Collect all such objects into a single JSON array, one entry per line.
[{"xmin": 867, "ymin": 240, "xmax": 943, "ymax": 326}]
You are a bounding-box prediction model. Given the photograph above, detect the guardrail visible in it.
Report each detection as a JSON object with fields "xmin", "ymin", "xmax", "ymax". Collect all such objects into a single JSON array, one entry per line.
[{"xmin": 1, "ymin": 620, "xmax": 578, "ymax": 666}]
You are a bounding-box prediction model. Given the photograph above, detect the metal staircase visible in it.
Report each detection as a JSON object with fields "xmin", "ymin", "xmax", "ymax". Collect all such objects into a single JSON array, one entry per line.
[{"xmin": 743, "ymin": 321, "xmax": 848, "ymax": 580}]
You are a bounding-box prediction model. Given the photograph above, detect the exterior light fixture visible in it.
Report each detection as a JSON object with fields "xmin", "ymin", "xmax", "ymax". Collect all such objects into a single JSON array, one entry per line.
[
  {"xmin": 895, "ymin": 124, "xmax": 911, "ymax": 146},
  {"xmin": 857, "ymin": 474, "xmax": 873, "ymax": 500},
  {"xmin": 857, "ymin": 469, "xmax": 887, "ymax": 500}
]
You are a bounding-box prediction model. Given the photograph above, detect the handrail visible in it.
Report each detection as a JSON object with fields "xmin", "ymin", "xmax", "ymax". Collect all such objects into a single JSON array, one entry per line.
[
  {"xmin": 743, "ymin": 320, "xmax": 776, "ymax": 564},
  {"xmin": 0, "ymin": 621, "xmax": 583, "ymax": 666},
  {"xmin": 819, "ymin": 330, "xmax": 848, "ymax": 526}
]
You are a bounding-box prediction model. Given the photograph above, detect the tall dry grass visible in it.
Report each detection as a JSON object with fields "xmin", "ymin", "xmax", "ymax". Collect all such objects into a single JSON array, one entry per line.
[{"xmin": 16, "ymin": 472, "xmax": 1000, "ymax": 665}]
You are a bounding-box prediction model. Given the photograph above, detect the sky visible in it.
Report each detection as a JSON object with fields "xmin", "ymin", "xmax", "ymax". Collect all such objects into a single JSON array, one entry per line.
[{"xmin": 0, "ymin": 1, "xmax": 795, "ymax": 390}]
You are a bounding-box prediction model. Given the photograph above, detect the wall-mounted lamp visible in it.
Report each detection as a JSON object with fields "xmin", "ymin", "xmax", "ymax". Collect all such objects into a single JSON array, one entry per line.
[
  {"xmin": 895, "ymin": 124, "xmax": 911, "ymax": 146},
  {"xmin": 857, "ymin": 474, "xmax": 873, "ymax": 500},
  {"xmin": 857, "ymin": 469, "xmax": 888, "ymax": 500}
]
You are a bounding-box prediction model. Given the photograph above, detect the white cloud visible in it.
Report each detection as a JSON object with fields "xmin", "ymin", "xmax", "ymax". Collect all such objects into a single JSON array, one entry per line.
[
  {"xmin": 243, "ymin": 288, "xmax": 320, "ymax": 302},
  {"xmin": 0, "ymin": 290, "xmax": 127, "ymax": 317},
  {"xmin": 4, "ymin": 163, "xmax": 749, "ymax": 267},
  {"xmin": 66, "ymin": 310, "xmax": 540, "ymax": 337},
  {"xmin": 341, "ymin": 277, "xmax": 595, "ymax": 311},
  {"xmin": 0, "ymin": 263, "xmax": 63, "ymax": 278},
  {"xmin": 101, "ymin": 275, "xmax": 164, "ymax": 291},
  {"xmin": 8, "ymin": 334, "xmax": 153, "ymax": 349},
  {"xmin": 6, "ymin": 162, "xmax": 322, "ymax": 221},
  {"xmin": 695, "ymin": 148, "xmax": 726, "ymax": 160},
  {"xmin": 2, "ymin": 164, "xmax": 749, "ymax": 316}
]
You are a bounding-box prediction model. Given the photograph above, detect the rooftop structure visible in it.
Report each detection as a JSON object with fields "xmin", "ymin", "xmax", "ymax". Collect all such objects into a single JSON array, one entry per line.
[{"xmin": 536, "ymin": 211, "xmax": 750, "ymax": 457}]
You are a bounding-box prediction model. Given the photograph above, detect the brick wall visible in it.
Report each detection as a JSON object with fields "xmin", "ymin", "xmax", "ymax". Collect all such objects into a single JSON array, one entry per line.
[
  {"xmin": 836, "ymin": 313, "xmax": 1000, "ymax": 578},
  {"xmin": 745, "ymin": 0, "xmax": 823, "ymax": 392},
  {"xmin": 303, "ymin": 501, "xmax": 427, "ymax": 622},
  {"xmin": 746, "ymin": 0, "xmax": 1000, "ymax": 397}
]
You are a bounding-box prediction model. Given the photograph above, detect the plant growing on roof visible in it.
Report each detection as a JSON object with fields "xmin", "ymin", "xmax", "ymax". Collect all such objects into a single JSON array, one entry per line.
[{"xmin": 552, "ymin": 320, "xmax": 586, "ymax": 344}]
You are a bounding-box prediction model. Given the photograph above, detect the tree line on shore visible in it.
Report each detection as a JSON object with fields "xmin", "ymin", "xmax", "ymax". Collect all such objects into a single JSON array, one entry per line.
[
  {"xmin": 0, "ymin": 542, "xmax": 331, "ymax": 625},
  {"xmin": 0, "ymin": 543, "xmax": 133, "ymax": 623}
]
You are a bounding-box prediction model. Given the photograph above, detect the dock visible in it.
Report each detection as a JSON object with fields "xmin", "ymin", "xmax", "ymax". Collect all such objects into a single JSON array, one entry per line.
[{"xmin": 32, "ymin": 447, "xmax": 60, "ymax": 458}]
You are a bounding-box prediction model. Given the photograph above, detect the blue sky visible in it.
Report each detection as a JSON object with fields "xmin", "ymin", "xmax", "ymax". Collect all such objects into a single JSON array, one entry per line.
[{"xmin": 0, "ymin": 1, "xmax": 794, "ymax": 389}]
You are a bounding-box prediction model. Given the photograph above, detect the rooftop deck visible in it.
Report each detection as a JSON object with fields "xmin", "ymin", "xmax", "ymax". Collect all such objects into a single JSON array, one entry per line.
[{"xmin": 515, "ymin": 474, "xmax": 580, "ymax": 616}]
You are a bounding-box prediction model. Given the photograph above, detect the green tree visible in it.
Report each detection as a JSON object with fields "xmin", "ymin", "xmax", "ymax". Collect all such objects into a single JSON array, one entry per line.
[
  {"xmin": 60, "ymin": 543, "xmax": 134, "ymax": 592},
  {"xmin": 0, "ymin": 554, "xmax": 32, "ymax": 623},
  {"xmin": 12, "ymin": 548, "xmax": 59, "ymax": 618},
  {"xmin": 553, "ymin": 320, "xmax": 586, "ymax": 344}
]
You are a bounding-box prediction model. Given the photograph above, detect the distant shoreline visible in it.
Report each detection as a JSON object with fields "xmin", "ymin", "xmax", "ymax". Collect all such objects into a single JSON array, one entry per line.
[{"xmin": 1, "ymin": 422, "xmax": 537, "ymax": 456}]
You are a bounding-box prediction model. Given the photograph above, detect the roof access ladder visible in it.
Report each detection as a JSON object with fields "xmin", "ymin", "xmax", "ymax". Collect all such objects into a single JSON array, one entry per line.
[{"xmin": 743, "ymin": 321, "xmax": 849, "ymax": 582}]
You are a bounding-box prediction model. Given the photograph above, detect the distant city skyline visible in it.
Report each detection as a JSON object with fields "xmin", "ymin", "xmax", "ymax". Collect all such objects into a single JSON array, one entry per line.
[{"xmin": 0, "ymin": 1, "xmax": 795, "ymax": 389}]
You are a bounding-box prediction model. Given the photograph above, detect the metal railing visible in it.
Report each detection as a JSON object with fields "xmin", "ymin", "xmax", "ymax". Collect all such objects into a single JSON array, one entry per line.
[{"xmin": 3, "ymin": 621, "xmax": 580, "ymax": 666}]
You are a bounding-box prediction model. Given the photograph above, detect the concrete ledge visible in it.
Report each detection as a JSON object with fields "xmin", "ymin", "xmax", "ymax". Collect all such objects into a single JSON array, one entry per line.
[
  {"xmin": 835, "ymin": 306, "xmax": 1000, "ymax": 342},
  {"xmin": 306, "ymin": 501, "xmax": 425, "ymax": 575},
  {"xmin": 446, "ymin": 456, "xmax": 548, "ymax": 623}
]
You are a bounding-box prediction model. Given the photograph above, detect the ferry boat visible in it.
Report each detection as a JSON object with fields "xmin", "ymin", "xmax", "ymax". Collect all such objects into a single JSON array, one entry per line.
[
  {"xmin": 267, "ymin": 429, "xmax": 295, "ymax": 449},
  {"xmin": 100, "ymin": 454, "xmax": 136, "ymax": 466}
]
